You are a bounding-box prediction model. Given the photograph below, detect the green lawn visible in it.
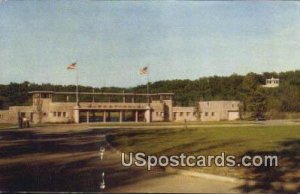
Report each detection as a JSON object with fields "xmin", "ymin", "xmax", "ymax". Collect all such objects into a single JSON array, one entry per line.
[
  {"xmin": 90, "ymin": 120, "xmax": 262, "ymax": 127},
  {"xmin": 107, "ymin": 125, "xmax": 300, "ymax": 179}
]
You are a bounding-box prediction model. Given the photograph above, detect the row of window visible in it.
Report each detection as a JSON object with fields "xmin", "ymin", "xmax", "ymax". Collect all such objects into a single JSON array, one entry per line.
[
  {"xmin": 53, "ymin": 112, "xmax": 68, "ymax": 117},
  {"xmin": 266, "ymin": 80, "xmax": 279, "ymax": 84},
  {"xmin": 173, "ymin": 112, "xmax": 197, "ymax": 117},
  {"xmin": 204, "ymin": 112, "xmax": 215, "ymax": 117}
]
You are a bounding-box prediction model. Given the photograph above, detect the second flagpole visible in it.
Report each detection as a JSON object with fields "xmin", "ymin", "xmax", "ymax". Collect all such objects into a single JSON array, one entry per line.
[
  {"xmin": 147, "ymin": 67, "xmax": 150, "ymax": 105},
  {"xmin": 76, "ymin": 64, "xmax": 79, "ymax": 106}
]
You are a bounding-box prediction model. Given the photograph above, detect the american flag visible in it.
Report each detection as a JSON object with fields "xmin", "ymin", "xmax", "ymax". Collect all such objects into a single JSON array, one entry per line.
[
  {"xmin": 139, "ymin": 66, "xmax": 148, "ymax": 75},
  {"xmin": 67, "ymin": 62, "xmax": 76, "ymax": 70}
]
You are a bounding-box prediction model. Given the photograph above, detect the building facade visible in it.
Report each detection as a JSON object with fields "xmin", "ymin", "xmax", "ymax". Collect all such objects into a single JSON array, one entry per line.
[
  {"xmin": 199, "ymin": 101, "xmax": 240, "ymax": 121},
  {"xmin": 262, "ymin": 77, "xmax": 280, "ymax": 88},
  {"xmin": 0, "ymin": 91, "xmax": 240, "ymax": 124},
  {"xmin": 173, "ymin": 107, "xmax": 198, "ymax": 122}
]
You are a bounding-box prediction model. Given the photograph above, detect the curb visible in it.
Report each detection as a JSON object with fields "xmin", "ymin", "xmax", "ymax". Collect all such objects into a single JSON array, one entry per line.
[
  {"xmin": 165, "ymin": 166, "xmax": 243, "ymax": 184},
  {"xmin": 165, "ymin": 165, "xmax": 298, "ymax": 191}
]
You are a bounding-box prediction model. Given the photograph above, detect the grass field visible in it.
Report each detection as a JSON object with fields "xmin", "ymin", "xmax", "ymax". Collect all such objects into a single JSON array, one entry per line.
[
  {"xmin": 107, "ymin": 125, "xmax": 300, "ymax": 179},
  {"xmin": 0, "ymin": 120, "xmax": 249, "ymax": 130}
]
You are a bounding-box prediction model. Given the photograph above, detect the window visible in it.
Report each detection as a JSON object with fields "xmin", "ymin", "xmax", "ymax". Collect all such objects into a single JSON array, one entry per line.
[
  {"xmin": 193, "ymin": 112, "xmax": 197, "ymax": 116},
  {"xmin": 53, "ymin": 112, "xmax": 57, "ymax": 117},
  {"xmin": 156, "ymin": 112, "xmax": 159, "ymax": 117},
  {"xmin": 205, "ymin": 112, "xmax": 208, "ymax": 116},
  {"xmin": 0, "ymin": 114, "xmax": 2, "ymax": 118},
  {"xmin": 43, "ymin": 112, "xmax": 47, "ymax": 116},
  {"xmin": 58, "ymin": 112, "xmax": 61, "ymax": 117},
  {"xmin": 211, "ymin": 112, "xmax": 215, "ymax": 116},
  {"xmin": 30, "ymin": 112, "xmax": 34, "ymax": 122},
  {"xmin": 207, "ymin": 102, "xmax": 209, "ymax": 106},
  {"xmin": 186, "ymin": 112, "xmax": 190, "ymax": 116},
  {"xmin": 41, "ymin": 93, "xmax": 50, "ymax": 99},
  {"xmin": 63, "ymin": 112, "xmax": 66, "ymax": 117},
  {"xmin": 232, "ymin": 104, "xmax": 234, "ymax": 108},
  {"xmin": 180, "ymin": 112, "xmax": 183, "ymax": 116}
]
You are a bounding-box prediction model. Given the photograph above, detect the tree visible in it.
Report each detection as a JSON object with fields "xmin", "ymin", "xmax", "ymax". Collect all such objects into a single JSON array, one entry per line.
[
  {"xmin": 246, "ymin": 90, "xmax": 267, "ymax": 119},
  {"xmin": 0, "ymin": 70, "xmax": 299, "ymax": 115}
]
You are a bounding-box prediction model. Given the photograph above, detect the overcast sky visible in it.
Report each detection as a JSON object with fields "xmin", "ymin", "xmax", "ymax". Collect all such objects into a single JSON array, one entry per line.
[{"xmin": 0, "ymin": 1, "xmax": 300, "ymax": 87}]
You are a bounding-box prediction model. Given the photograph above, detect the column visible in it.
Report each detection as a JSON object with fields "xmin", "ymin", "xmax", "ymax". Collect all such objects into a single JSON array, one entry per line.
[
  {"xmin": 145, "ymin": 106, "xmax": 151, "ymax": 123},
  {"xmin": 103, "ymin": 111, "xmax": 106, "ymax": 123},
  {"xmin": 123, "ymin": 96, "xmax": 126, "ymax": 103},
  {"xmin": 74, "ymin": 107, "xmax": 79, "ymax": 123},
  {"xmin": 160, "ymin": 95, "xmax": 163, "ymax": 101},
  {"xmin": 135, "ymin": 110, "xmax": 138, "ymax": 122},
  {"xmin": 119, "ymin": 110, "xmax": 123, "ymax": 122},
  {"xmin": 86, "ymin": 111, "xmax": 89, "ymax": 123},
  {"xmin": 132, "ymin": 97, "xmax": 135, "ymax": 103}
]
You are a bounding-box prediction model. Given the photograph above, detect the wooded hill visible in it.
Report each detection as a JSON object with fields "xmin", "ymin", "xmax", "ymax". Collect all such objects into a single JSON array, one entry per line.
[{"xmin": 0, "ymin": 70, "xmax": 299, "ymax": 116}]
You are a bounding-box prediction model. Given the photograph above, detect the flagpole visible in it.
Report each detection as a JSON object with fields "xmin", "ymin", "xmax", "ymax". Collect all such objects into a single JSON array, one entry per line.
[
  {"xmin": 76, "ymin": 65, "xmax": 79, "ymax": 106},
  {"xmin": 147, "ymin": 67, "xmax": 150, "ymax": 105}
]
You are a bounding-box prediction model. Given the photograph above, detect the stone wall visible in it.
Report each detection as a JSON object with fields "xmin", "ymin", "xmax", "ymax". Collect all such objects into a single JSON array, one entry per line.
[
  {"xmin": 151, "ymin": 100, "xmax": 165, "ymax": 121},
  {"xmin": 2, "ymin": 106, "xmax": 35, "ymax": 124},
  {"xmin": 0, "ymin": 110, "xmax": 10, "ymax": 123}
]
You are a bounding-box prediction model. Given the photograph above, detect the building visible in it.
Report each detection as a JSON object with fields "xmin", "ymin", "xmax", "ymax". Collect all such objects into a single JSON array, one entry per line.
[
  {"xmin": 0, "ymin": 91, "xmax": 240, "ymax": 124},
  {"xmin": 173, "ymin": 106, "xmax": 198, "ymax": 122},
  {"xmin": 199, "ymin": 101, "xmax": 240, "ymax": 121},
  {"xmin": 0, "ymin": 91, "xmax": 173, "ymax": 124},
  {"xmin": 262, "ymin": 77, "xmax": 279, "ymax": 88}
]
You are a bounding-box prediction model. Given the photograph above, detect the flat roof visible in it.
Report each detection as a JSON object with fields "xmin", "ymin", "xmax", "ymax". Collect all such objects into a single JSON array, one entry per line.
[
  {"xmin": 28, "ymin": 91, "xmax": 174, "ymax": 96},
  {"xmin": 28, "ymin": 91, "xmax": 55, "ymax": 94}
]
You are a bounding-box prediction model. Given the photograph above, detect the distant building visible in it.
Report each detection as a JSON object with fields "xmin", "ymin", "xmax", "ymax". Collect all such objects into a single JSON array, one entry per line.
[
  {"xmin": 0, "ymin": 91, "xmax": 241, "ymax": 124},
  {"xmin": 262, "ymin": 77, "xmax": 279, "ymax": 88}
]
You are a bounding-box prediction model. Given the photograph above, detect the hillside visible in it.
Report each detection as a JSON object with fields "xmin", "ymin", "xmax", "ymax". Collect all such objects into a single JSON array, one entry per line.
[{"xmin": 0, "ymin": 70, "xmax": 299, "ymax": 115}]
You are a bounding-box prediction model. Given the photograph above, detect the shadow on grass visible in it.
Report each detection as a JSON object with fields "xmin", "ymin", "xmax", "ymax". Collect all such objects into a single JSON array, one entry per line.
[
  {"xmin": 237, "ymin": 139, "xmax": 300, "ymax": 193},
  {"xmin": 0, "ymin": 128, "xmax": 168, "ymax": 192}
]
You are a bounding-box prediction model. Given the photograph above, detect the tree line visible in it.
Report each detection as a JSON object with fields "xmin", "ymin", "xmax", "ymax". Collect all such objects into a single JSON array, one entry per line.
[{"xmin": 0, "ymin": 70, "xmax": 299, "ymax": 118}]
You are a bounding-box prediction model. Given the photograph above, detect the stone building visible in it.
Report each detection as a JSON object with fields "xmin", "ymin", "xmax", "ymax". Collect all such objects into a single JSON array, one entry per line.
[
  {"xmin": 199, "ymin": 101, "xmax": 240, "ymax": 121},
  {"xmin": 0, "ymin": 91, "xmax": 240, "ymax": 124},
  {"xmin": 0, "ymin": 91, "xmax": 173, "ymax": 124}
]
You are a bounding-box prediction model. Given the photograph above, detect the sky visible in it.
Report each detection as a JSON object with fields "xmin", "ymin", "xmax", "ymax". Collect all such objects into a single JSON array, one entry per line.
[{"xmin": 0, "ymin": 1, "xmax": 300, "ymax": 87}]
